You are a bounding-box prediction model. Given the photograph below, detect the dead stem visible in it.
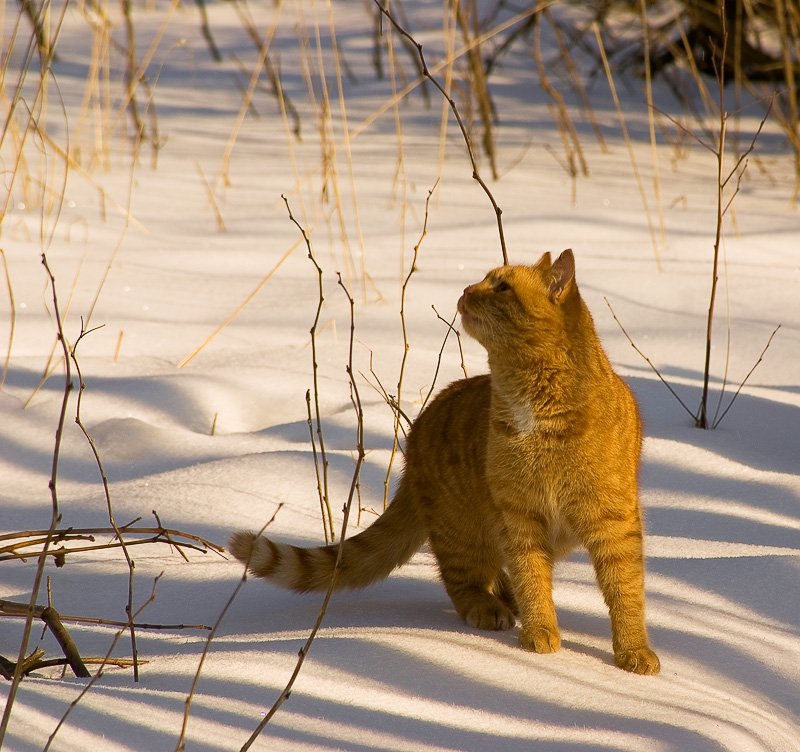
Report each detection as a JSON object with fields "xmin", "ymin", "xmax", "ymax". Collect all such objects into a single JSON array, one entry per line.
[
  {"xmin": 604, "ymin": 297, "xmax": 695, "ymax": 421},
  {"xmin": 422, "ymin": 305, "xmax": 469, "ymax": 411},
  {"xmin": 593, "ymin": 21, "xmax": 661, "ymax": 269},
  {"xmin": 176, "ymin": 239, "xmax": 301, "ymax": 368},
  {"xmin": 282, "ymin": 195, "xmax": 335, "ymax": 543},
  {"xmin": 0, "ymin": 252, "xmax": 72, "ymax": 744},
  {"xmin": 71, "ymin": 321, "xmax": 141, "ymax": 679},
  {"xmin": 0, "ymin": 249, "xmax": 15, "ymax": 388},
  {"xmin": 375, "ymin": 0, "xmax": 509, "ymax": 266},
  {"xmin": 383, "ymin": 181, "xmax": 438, "ymax": 508},
  {"xmin": 176, "ymin": 506, "xmax": 283, "ymax": 752},
  {"xmin": 238, "ymin": 274, "xmax": 365, "ymax": 750}
]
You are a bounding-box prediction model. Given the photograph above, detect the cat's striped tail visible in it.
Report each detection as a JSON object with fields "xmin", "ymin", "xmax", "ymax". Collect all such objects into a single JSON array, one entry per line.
[{"xmin": 227, "ymin": 478, "xmax": 426, "ymax": 592}]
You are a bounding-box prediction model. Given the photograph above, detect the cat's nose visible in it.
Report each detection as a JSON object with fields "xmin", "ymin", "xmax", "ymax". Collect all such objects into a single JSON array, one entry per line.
[{"xmin": 463, "ymin": 284, "xmax": 475, "ymax": 296}]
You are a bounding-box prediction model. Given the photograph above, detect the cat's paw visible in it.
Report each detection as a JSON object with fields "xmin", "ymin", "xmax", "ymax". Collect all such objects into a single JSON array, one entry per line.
[
  {"xmin": 615, "ymin": 646, "xmax": 660, "ymax": 675},
  {"xmin": 464, "ymin": 599, "xmax": 516, "ymax": 631},
  {"xmin": 519, "ymin": 626, "xmax": 561, "ymax": 653}
]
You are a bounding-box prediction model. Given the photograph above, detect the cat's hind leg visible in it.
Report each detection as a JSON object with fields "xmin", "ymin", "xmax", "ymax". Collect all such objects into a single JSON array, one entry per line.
[{"xmin": 429, "ymin": 530, "xmax": 516, "ymax": 631}]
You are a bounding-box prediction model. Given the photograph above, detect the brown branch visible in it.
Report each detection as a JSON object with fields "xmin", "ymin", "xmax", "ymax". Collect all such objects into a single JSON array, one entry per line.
[
  {"xmin": 40, "ymin": 607, "xmax": 90, "ymax": 678},
  {"xmin": 71, "ymin": 320, "xmax": 140, "ymax": 680},
  {"xmin": 1, "ymin": 252, "xmax": 72, "ymax": 741},
  {"xmin": 604, "ymin": 297, "xmax": 696, "ymax": 421},
  {"xmin": 44, "ymin": 575, "xmax": 163, "ymax": 752},
  {"xmin": 0, "ymin": 601, "xmax": 210, "ymax": 632},
  {"xmin": 383, "ymin": 181, "xmax": 438, "ymax": 508},
  {"xmin": 712, "ymin": 325, "xmax": 780, "ymax": 428},
  {"xmin": 176, "ymin": 505, "xmax": 283, "ymax": 752},
  {"xmin": 422, "ymin": 305, "xmax": 469, "ymax": 412},
  {"xmin": 1, "ymin": 526, "xmax": 224, "ymax": 563},
  {"xmin": 282, "ymin": 195, "xmax": 334, "ymax": 543},
  {"xmin": 239, "ymin": 275, "xmax": 365, "ymax": 750},
  {"xmin": 375, "ymin": 0, "xmax": 508, "ymax": 265}
]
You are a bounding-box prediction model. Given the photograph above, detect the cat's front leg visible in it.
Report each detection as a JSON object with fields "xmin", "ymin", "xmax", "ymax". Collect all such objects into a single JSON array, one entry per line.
[
  {"xmin": 500, "ymin": 509, "xmax": 561, "ymax": 654},
  {"xmin": 581, "ymin": 511, "xmax": 660, "ymax": 675}
]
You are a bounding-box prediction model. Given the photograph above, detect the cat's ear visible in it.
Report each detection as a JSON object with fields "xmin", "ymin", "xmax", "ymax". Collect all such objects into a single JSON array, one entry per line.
[
  {"xmin": 533, "ymin": 252, "xmax": 552, "ymax": 270},
  {"xmin": 549, "ymin": 249, "xmax": 575, "ymax": 301}
]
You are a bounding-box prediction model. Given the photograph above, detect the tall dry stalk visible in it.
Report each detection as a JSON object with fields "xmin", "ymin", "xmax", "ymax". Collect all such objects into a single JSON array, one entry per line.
[
  {"xmin": 376, "ymin": 0, "xmax": 509, "ymax": 266},
  {"xmin": 382, "ymin": 182, "xmax": 437, "ymax": 509},
  {"xmin": 238, "ymin": 273, "xmax": 365, "ymax": 751},
  {"xmin": 593, "ymin": 21, "xmax": 662, "ymax": 268},
  {"xmin": 696, "ymin": 0, "xmax": 776, "ymax": 428},
  {"xmin": 0, "ymin": 254, "xmax": 73, "ymax": 745},
  {"xmin": 453, "ymin": 0, "xmax": 497, "ymax": 179},
  {"xmin": 281, "ymin": 196, "xmax": 335, "ymax": 543},
  {"xmin": 71, "ymin": 323, "xmax": 140, "ymax": 680}
]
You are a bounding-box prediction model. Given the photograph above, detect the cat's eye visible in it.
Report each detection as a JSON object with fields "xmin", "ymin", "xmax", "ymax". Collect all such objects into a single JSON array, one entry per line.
[{"xmin": 494, "ymin": 280, "xmax": 512, "ymax": 293}]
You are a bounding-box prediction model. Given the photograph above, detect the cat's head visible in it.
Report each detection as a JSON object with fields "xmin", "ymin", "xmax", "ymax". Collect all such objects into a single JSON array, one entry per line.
[{"xmin": 457, "ymin": 249, "xmax": 578, "ymax": 355}]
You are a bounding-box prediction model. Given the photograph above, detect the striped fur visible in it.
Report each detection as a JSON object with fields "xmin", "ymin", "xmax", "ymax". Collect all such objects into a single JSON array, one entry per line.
[{"xmin": 229, "ymin": 251, "xmax": 660, "ymax": 674}]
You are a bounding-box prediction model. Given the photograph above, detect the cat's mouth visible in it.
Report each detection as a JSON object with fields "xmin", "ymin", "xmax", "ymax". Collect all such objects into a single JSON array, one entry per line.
[{"xmin": 457, "ymin": 294, "xmax": 478, "ymax": 326}]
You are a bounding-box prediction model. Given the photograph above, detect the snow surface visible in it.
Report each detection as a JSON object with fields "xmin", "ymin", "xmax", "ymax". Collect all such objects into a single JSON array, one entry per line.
[{"xmin": 1, "ymin": 2, "xmax": 798, "ymax": 751}]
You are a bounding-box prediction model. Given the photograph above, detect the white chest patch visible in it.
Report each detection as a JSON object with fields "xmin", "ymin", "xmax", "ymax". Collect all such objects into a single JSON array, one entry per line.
[{"xmin": 510, "ymin": 401, "xmax": 538, "ymax": 434}]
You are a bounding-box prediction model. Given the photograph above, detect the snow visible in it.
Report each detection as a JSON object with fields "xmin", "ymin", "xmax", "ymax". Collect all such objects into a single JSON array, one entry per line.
[{"xmin": 1, "ymin": 2, "xmax": 798, "ymax": 750}]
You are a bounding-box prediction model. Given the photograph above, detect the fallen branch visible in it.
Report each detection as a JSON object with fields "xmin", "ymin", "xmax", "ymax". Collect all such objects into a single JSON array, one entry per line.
[
  {"xmin": 1, "ymin": 525, "xmax": 225, "ymax": 563},
  {"xmin": 0, "ymin": 601, "xmax": 210, "ymax": 632},
  {"xmin": 44, "ymin": 574, "xmax": 164, "ymax": 752}
]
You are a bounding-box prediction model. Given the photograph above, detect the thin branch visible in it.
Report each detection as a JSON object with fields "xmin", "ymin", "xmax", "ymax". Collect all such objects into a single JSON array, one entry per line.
[
  {"xmin": 604, "ymin": 297, "xmax": 696, "ymax": 420},
  {"xmin": 375, "ymin": 0, "xmax": 508, "ymax": 265},
  {"xmin": 44, "ymin": 575, "xmax": 164, "ymax": 752},
  {"xmin": 0, "ymin": 248, "xmax": 15, "ymax": 388},
  {"xmin": 0, "ymin": 600, "xmax": 210, "ymax": 631},
  {"xmin": 383, "ymin": 181, "xmax": 438, "ymax": 508},
  {"xmin": 282, "ymin": 195, "xmax": 334, "ymax": 543},
  {"xmin": 239, "ymin": 275, "xmax": 365, "ymax": 750},
  {"xmin": 176, "ymin": 239, "xmax": 300, "ymax": 368},
  {"xmin": 176, "ymin": 506, "xmax": 283, "ymax": 752},
  {"xmin": 1, "ymin": 252, "xmax": 72, "ymax": 741},
  {"xmin": 698, "ymin": 2, "xmax": 731, "ymax": 429},
  {"xmin": 71, "ymin": 320, "xmax": 141, "ymax": 680},
  {"xmin": 712, "ymin": 325, "xmax": 780, "ymax": 428},
  {"xmin": 421, "ymin": 305, "xmax": 466, "ymax": 411},
  {"xmin": 432, "ymin": 305, "xmax": 468, "ymax": 379}
]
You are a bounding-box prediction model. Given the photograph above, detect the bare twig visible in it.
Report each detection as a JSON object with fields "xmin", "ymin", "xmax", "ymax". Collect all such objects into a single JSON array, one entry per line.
[
  {"xmin": 383, "ymin": 181, "xmax": 438, "ymax": 508},
  {"xmin": 697, "ymin": 4, "xmax": 775, "ymax": 428},
  {"xmin": 712, "ymin": 325, "xmax": 780, "ymax": 428},
  {"xmin": 453, "ymin": 0, "xmax": 497, "ymax": 179},
  {"xmin": 44, "ymin": 575, "xmax": 164, "ymax": 752},
  {"xmin": 0, "ymin": 248, "xmax": 15, "ymax": 388},
  {"xmin": 0, "ymin": 600, "xmax": 210, "ymax": 631},
  {"xmin": 375, "ymin": 0, "xmax": 508, "ymax": 266},
  {"xmin": 1, "ymin": 253, "xmax": 72, "ymax": 742},
  {"xmin": 239, "ymin": 274, "xmax": 365, "ymax": 750},
  {"xmin": 176, "ymin": 239, "xmax": 301, "ymax": 368},
  {"xmin": 71, "ymin": 320, "xmax": 140, "ymax": 679},
  {"xmin": 282, "ymin": 195, "xmax": 335, "ymax": 543},
  {"xmin": 0, "ymin": 604, "xmax": 89, "ymax": 679},
  {"xmin": 593, "ymin": 22, "xmax": 661, "ymax": 268},
  {"xmin": 422, "ymin": 305, "xmax": 468, "ymax": 411},
  {"xmin": 604, "ymin": 297, "xmax": 695, "ymax": 421},
  {"xmin": 1, "ymin": 525, "xmax": 224, "ymax": 562},
  {"xmin": 176, "ymin": 506, "xmax": 283, "ymax": 752}
]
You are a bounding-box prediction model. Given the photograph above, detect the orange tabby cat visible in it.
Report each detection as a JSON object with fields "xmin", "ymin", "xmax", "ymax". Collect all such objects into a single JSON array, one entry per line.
[{"xmin": 230, "ymin": 250, "xmax": 660, "ymax": 674}]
